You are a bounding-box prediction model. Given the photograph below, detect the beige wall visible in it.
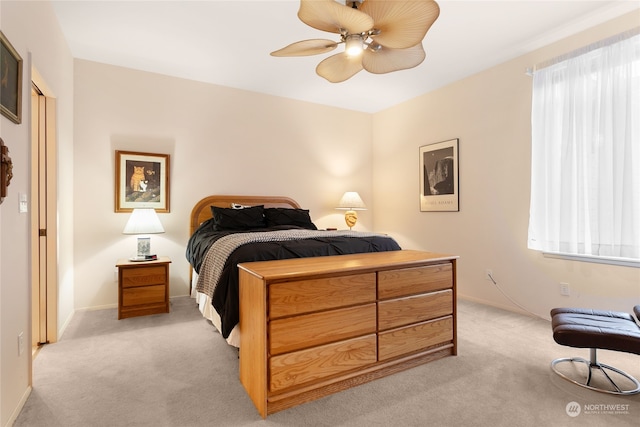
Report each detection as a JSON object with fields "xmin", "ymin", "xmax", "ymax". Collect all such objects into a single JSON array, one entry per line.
[
  {"xmin": 372, "ymin": 10, "xmax": 640, "ymax": 318},
  {"xmin": 0, "ymin": 1, "xmax": 74, "ymax": 425},
  {"xmin": 72, "ymin": 60, "xmax": 373, "ymax": 310}
]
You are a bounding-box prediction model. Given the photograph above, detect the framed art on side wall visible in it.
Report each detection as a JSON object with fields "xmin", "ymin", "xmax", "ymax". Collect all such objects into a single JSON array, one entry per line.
[
  {"xmin": 0, "ymin": 31, "xmax": 23, "ymax": 124},
  {"xmin": 420, "ymin": 139, "xmax": 459, "ymax": 212},
  {"xmin": 115, "ymin": 151, "xmax": 170, "ymax": 213}
]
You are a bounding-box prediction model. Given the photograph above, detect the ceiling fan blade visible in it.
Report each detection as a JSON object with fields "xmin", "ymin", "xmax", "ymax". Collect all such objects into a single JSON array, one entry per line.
[
  {"xmin": 316, "ymin": 52, "xmax": 364, "ymax": 83},
  {"xmin": 362, "ymin": 43, "xmax": 426, "ymax": 74},
  {"xmin": 299, "ymin": 0, "xmax": 374, "ymax": 35},
  {"xmin": 360, "ymin": 0, "xmax": 440, "ymax": 49},
  {"xmin": 271, "ymin": 39, "xmax": 338, "ymax": 57}
]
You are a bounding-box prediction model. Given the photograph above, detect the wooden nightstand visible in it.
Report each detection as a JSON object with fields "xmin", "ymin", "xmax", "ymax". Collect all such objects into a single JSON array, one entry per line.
[{"xmin": 116, "ymin": 257, "xmax": 171, "ymax": 319}]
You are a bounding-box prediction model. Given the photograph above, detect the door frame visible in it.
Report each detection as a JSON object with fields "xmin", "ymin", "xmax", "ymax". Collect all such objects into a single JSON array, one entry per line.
[{"xmin": 30, "ymin": 69, "xmax": 58, "ymax": 354}]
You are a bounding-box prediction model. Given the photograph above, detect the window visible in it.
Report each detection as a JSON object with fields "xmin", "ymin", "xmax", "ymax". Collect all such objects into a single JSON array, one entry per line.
[{"xmin": 528, "ymin": 29, "xmax": 640, "ymax": 264}]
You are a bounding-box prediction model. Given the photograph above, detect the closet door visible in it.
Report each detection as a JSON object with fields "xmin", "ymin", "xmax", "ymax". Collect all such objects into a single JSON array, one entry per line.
[{"xmin": 30, "ymin": 83, "xmax": 58, "ymax": 354}]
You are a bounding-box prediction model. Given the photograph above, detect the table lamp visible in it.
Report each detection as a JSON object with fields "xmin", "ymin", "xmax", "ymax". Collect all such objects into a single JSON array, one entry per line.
[
  {"xmin": 122, "ymin": 208, "xmax": 165, "ymax": 261},
  {"xmin": 336, "ymin": 191, "xmax": 366, "ymax": 229}
]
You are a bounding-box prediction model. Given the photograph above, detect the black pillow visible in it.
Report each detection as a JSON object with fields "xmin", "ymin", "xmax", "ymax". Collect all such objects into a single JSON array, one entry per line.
[
  {"xmin": 210, "ymin": 205, "xmax": 265, "ymax": 230},
  {"xmin": 264, "ymin": 208, "xmax": 317, "ymax": 230}
]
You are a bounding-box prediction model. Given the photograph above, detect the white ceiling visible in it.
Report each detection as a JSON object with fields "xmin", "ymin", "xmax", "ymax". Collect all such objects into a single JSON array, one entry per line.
[{"xmin": 51, "ymin": 1, "xmax": 639, "ymax": 113}]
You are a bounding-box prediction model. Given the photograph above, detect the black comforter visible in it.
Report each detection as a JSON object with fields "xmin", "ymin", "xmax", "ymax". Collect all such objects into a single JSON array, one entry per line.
[{"xmin": 186, "ymin": 220, "xmax": 402, "ymax": 338}]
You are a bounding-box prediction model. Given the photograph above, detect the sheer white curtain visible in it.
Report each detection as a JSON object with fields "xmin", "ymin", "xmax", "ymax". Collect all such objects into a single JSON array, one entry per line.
[{"xmin": 528, "ymin": 30, "xmax": 640, "ymax": 260}]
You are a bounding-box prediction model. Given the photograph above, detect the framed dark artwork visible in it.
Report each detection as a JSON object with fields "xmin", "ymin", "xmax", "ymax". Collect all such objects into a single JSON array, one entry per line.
[
  {"xmin": 115, "ymin": 151, "xmax": 170, "ymax": 213},
  {"xmin": 420, "ymin": 138, "xmax": 459, "ymax": 212},
  {"xmin": 1, "ymin": 31, "xmax": 23, "ymax": 124}
]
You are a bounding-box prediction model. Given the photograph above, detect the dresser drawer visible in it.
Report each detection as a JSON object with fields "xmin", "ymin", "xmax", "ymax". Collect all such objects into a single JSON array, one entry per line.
[
  {"xmin": 122, "ymin": 284, "xmax": 166, "ymax": 307},
  {"xmin": 378, "ymin": 289, "xmax": 452, "ymax": 331},
  {"xmin": 269, "ymin": 273, "xmax": 376, "ymax": 318},
  {"xmin": 270, "ymin": 334, "xmax": 377, "ymax": 392},
  {"xmin": 378, "ymin": 316, "xmax": 453, "ymax": 361},
  {"xmin": 121, "ymin": 266, "xmax": 167, "ymax": 288},
  {"xmin": 378, "ymin": 263, "xmax": 452, "ymax": 299},
  {"xmin": 270, "ymin": 304, "xmax": 377, "ymax": 355}
]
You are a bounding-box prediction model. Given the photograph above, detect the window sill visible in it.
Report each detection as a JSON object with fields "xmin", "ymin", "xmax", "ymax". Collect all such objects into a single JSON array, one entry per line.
[{"xmin": 543, "ymin": 252, "xmax": 640, "ymax": 268}]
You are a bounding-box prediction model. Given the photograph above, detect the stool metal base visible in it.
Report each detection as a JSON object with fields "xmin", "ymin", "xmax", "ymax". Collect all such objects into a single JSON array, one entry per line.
[{"xmin": 551, "ymin": 349, "xmax": 640, "ymax": 395}]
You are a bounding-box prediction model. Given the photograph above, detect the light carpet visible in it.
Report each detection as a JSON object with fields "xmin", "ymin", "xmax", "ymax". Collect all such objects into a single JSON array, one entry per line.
[{"xmin": 15, "ymin": 297, "xmax": 640, "ymax": 426}]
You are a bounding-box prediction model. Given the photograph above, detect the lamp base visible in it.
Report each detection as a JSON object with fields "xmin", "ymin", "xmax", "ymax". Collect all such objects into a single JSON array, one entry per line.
[
  {"xmin": 137, "ymin": 237, "xmax": 151, "ymax": 256},
  {"xmin": 344, "ymin": 210, "xmax": 358, "ymax": 229}
]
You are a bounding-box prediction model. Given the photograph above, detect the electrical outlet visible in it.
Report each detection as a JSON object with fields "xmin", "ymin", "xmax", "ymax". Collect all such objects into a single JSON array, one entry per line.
[
  {"xmin": 560, "ymin": 282, "xmax": 570, "ymax": 296},
  {"xmin": 485, "ymin": 269, "xmax": 493, "ymax": 281},
  {"xmin": 18, "ymin": 332, "xmax": 24, "ymax": 355}
]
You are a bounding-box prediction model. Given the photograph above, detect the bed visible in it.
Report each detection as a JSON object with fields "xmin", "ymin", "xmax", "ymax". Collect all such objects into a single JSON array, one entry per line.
[
  {"xmin": 186, "ymin": 195, "xmax": 402, "ymax": 347},
  {"xmin": 187, "ymin": 195, "xmax": 458, "ymax": 417}
]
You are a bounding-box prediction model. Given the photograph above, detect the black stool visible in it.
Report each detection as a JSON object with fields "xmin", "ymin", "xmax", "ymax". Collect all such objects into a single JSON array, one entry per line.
[{"xmin": 550, "ymin": 306, "xmax": 640, "ymax": 395}]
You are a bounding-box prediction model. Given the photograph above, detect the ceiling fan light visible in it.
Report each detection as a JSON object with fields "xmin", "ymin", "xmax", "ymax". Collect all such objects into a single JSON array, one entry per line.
[{"xmin": 345, "ymin": 34, "xmax": 363, "ymax": 57}]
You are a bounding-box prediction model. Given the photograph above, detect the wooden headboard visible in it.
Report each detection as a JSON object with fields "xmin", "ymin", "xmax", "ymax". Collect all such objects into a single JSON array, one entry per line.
[{"xmin": 189, "ymin": 195, "xmax": 301, "ymax": 238}]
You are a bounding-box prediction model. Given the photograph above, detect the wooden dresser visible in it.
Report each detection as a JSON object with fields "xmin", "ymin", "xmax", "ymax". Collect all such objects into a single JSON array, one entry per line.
[
  {"xmin": 116, "ymin": 257, "xmax": 171, "ymax": 319},
  {"xmin": 238, "ymin": 250, "xmax": 457, "ymax": 418}
]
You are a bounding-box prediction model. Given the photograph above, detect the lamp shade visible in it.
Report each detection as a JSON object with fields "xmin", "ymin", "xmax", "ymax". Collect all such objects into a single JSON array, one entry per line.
[
  {"xmin": 122, "ymin": 208, "xmax": 165, "ymax": 235},
  {"xmin": 336, "ymin": 192, "xmax": 367, "ymax": 210}
]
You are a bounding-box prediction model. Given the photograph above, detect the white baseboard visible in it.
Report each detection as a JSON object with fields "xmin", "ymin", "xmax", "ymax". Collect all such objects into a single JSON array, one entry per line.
[
  {"xmin": 457, "ymin": 293, "xmax": 531, "ymax": 317},
  {"xmin": 74, "ymin": 303, "xmax": 118, "ymax": 311},
  {"xmin": 5, "ymin": 385, "xmax": 32, "ymax": 427},
  {"xmin": 58, "ymin": 308, "xmax": 75, "ymax": 340},
  {"xmin": 58, "ymin": 304, "xmax": 116, "ymax": 340}
]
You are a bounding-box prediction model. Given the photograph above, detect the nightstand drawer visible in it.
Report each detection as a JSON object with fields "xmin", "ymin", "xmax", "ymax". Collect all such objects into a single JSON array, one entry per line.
[
  {"xmin": 122, "ymin": 284, "xmax": 166, "ymax": 307},
  {"xmin": 116, "ymin": 257, "xmax": 171, "ymax": 319},
  {"xmin": 121, "ymin": 266, "xmax": 167, "ymax": 288}
]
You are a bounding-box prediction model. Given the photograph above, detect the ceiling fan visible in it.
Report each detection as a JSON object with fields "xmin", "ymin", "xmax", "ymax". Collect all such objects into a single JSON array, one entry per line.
[{"xmin": 271, "ymin": 0, "xmax": 440, "ymax": 83}]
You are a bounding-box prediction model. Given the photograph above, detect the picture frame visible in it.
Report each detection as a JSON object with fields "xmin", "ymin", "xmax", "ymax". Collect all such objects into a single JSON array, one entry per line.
[
  {"xmin": 0, "ymin": 31, "xmax": 23, "ymax": 124},
  {"xmin": 115, "ymin": 151, "xmax": 170, "ymax": 213},
  {"xmin": 420, "ymin": 138, "xmax": 459, "ymax": 212}
]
